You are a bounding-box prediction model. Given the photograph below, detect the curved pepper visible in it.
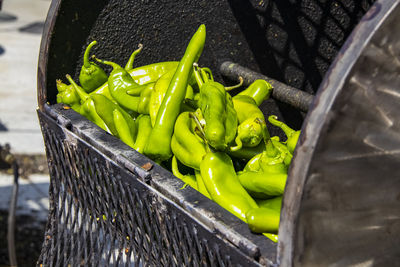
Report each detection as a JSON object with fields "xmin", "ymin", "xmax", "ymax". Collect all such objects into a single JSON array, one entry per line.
[
  {"xmin": 171, "ymin": 155, "xmax": 198, "ymax": 190},
  {"xmin": 90, "ymin": 94, "xmax": 137, "ymax": 142},
  {"xmin": 149, "ymin": 69, "xmax": 194, "ymax": 126},
  {"xmin": 268, "ymin": 115, "xmax": 300, "ymax": 154},
  {"xmin": 144, "ymin": 24, "xmax": 206, "ymax": 162},
  {"xmin": 246, "ymin": 207, "xmax": 280, "ymax": 234},
  {"xmin": 56, "ymin": 79, "xmax": 81, "ymax": 112},
  {"xmin": 236, "ymin": 79, "xmax": 272, "ymax": 106},
  {"xmin": 194, "ymin": 65, "xmax": 238, "ymax": 151},
  {"xmin": 133, "ymin": 114, "xmax": 152, "ymax": 153},
  {"xmin": 65, "ymin": 75, "xmax": 110, "ymax": 133},
  {"xmin": 79, "ymin": 41, "xmax": 108, "ymax": 93},
  {"xmin": 256, "ymin": 196, "xmax": 282, "ymax": 212},
  {"xmin": 238, "ymin": 122, "xmax": 289, "ymax": 198},
  {"xmin": 230, "ymin": 95, "xmax": 268, "ymax": 151},
  {"xmin": 94, "ymin": 52, "xmax": 150, "ymax": 112},
  {"xmin": 194, "ymin": 170, "xmax": 211, "ymax": 199},
  {"xmin": 113, "ymin": 108, "xmax": 135, "ymax": 148},
  {"xmin": 200, "ymin": 150, "xmax": 258, "ymax": 222},
  {"xmin": 90, "ymin": 61, "xmax": 179, "ymax": 100},
  {"xmin": 171, "ymin": 111, "xmax": 207, "ymax": 170}
]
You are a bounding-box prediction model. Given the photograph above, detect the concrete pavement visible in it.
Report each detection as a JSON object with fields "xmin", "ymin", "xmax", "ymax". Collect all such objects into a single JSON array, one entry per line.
[{"xmin": 0, "ymin": 0, "xmax": 51, "ymax": 236}]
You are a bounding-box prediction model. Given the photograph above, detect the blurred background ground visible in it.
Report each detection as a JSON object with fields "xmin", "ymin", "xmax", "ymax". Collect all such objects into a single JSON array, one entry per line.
[{"xmin": 0, "ymin": 0, "xmax": 51, "ymax": 266}]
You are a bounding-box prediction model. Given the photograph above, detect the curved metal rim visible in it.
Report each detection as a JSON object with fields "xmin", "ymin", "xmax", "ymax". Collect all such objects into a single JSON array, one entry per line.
[
  {"xmin": 37, "ymin": 0, "xmax": 62, "ymax": 111},
  {"xmin": 277, "ymin": 0, "xmax": 400, "ymax": 265}
]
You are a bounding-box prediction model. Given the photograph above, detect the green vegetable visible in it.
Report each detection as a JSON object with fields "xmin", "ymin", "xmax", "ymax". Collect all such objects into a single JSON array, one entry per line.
[
  {"xmin": 230, "ymin": 95, "xmax": 268, "ymax": 151},
  {"xmin": 170, "ymin": 111, "xmax": 207, "ymax": 170},
  {"xmin": 268, "ymin": 115, "xmax": 300, "ymax": 154},
  {"xmin": 200, "ymin": 150, "xmax": 258, "ymax": 222},
  {"xmin": 56, "ymin": 79, "xmax": 81, "ymax": 112},
  {"xmin": 90, "ymin": 94, "xmax": 137, "ymax": 143},
  {"xmin": 235, "ymin": 79, "xmax": 272, "ymax": 106},
  {"xmin": 65, "ymin": 75, "xmax": 110, "ymax": 133},
  {"xmin": 149, "ymin": 68, "xmax": 194, "ymax": 126},
  {"xmin": 133, "ymin": 114, "xmax": 152, "ymax": 153},
  {"xmin": 246, "ymin": 207, "xmax": 280, "ymax": 234},
  {"xmin": 79, "ymin": 41, "xmax": 108, "ymax": 93},
  {"xmin": 89, "ymin": 61, "xmax": 179, "ymax": 100},
  {"xmin": 194, "ymin": 64, "xmax": 238, "ymax": 151},
  {"xmin": 94, "ymin": 48, "xmax": 150, "ymax": 111},
  {"xmin": 144, "ymin": 24, "xmax": 206, "ymax": 162}
]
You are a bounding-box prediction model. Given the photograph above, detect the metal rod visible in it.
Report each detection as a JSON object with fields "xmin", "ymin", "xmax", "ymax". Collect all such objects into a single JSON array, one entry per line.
[
  {"xmin": 220, "ymin": 61, "xmax": 314, "ymax": 112},
  {"xmin": 8, "ymin": 162, "xmax": 19, "ymax": 267}
]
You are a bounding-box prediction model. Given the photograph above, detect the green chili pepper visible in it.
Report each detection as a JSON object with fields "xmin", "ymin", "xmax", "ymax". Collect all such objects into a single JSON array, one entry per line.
[
  {"xmin": 128, "ymin": 83, "xmax": 155, "ymax": 115},
  {"xmin": 89, "ymin": 61, "xmax": 179, "ymax": 101},
  {"xmin": 235, "ymin": 79, "xmax": 273, "ymax": 106},
  {"xmin": 56, "ymin": 79, "xmax": 81, "ymax": 112},
  {"xmin": 170, "ymin": 112, "xmax": 207, "ymax": 170},
  {"xmin": 144, "ymin": 24, "xmax": 206, "ymax": 162},
  {"xmin": 230, "ymin": 95, "xmax": 268, "ymax": 151},
  {"xmin": 194, "ymin": 170, "xmax": 211, "ymax": 199},
  {"xmin": 65, "ymin": 75, "xmax": 111, "ymax": 133},
  {"xmin": 194, "ymin": 64, "xmax": 238, "ymax": 151},
  {"xmin": 90, "ymin": 94, "xmax": 137, "ymax": 141},
  {"xmin": 133, "ymin": 114, "xmax": 152, "ymax": 153},
  {"xmin": 200, "ymin": 150, "xmax": 259, "ymax": 222},
  {"xmin": 256, "ymin": 196, "xmax": 282, "ymax": 212},
  {"xmin": 79, "ymin": 41, "xmax": 108, "ymax": 93},
  {"xmin": 171, "ymin": 155, "xmax": 198, "ymax": 190},
  {"xmin": 227, "ymin": 141, "xmax": 265, "ymax": 160},
  {"xmin": 113, "ymin": 108, "xmax": 135, "ymax": 148},
  {"xmin": 149, "ymin": 69, "xmax": 194, "ymax": 126},
  {"xmin": 268, "ymin": 115, "xmax": 300, "ymax": 154},
  {"xmin": 94, "ymin": 54, "xmax": 149, "ymax": 112},
  {"xmin": 246, "ymin": 207, "xmax": 280, "ymax": 234}
]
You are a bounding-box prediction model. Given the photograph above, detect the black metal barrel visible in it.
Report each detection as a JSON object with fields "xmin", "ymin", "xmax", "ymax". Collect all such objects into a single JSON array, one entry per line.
[{"xmin": 37, "ymin": 0, "xmax": 400, "ymax": 266}]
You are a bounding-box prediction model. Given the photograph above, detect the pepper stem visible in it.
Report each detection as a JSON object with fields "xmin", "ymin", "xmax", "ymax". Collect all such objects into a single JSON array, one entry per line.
[
  {"xmin": 230, "ymin": 135, "xmax": 243, "ymax": 152},
  {"xmin": 193, "ymin": 63, "xmax": 204, "ymax": 89},
  {"xmin": 65, "ymin": 74, "xmax": 89, "ymax": 103},
  {"xmin": 268, "ymin": 115, "xmax": 295, "ymax": 138},
  {"xmin": 93, "ymin": 55, "xmax": 122, "ymax": 71},
  {"xmin": 83, "ymin": 41, "xmax": 97, "ymax": 68},
  {"xmin": 224, "ymin": 76, "xmax": 244, "ymax": 91},
  {"xmin": 189, "ymin": 111, "xmax": 211, "ymax": 153},
  {"xmin": 125, "ymin": 43, "xmax": 143, "ymax": 71}
]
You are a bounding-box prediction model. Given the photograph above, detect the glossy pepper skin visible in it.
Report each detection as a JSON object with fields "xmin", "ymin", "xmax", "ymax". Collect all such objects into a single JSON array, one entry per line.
[
  {"xmin": 149, "ymin": 68, "xmax": 194, "ymax": 126},
  {"xmin": 144, "ymin": 24, "xmax": 206, "ymax": 162},
  {"xmin": 94, "ymin": 53, "xmax": 151, "ymax": 112},
  {"xmin": 200, "ymin": 151, "xmax": 258, "ymax": 222},
  {"xmin": 133, "ymin": 114, "xmax": 152, "ymax": 153},
  {"xmin": 56, "ymin": 79, "xmax": 81, "ymax": 112},
  {"xmin": 170, "ymin": 112, "xmax": 207, "ymax": 170},
  {"xmin": 65, "ymin": 75, "xmax": 110, "ymax": 133},
  {"xmin": 236, "ymin": 79, "xmax": 272, "ymax": 106},
  {"xmin": 238, "ymin": 123, "xmax": 288, "ymax": 198},
  {"xmin": 230, "ymin": 95, "xmax": 268, "ymax": 151},
  {"xmin": 246, "ymin": 207, "xmax": 280, "ymax": 234},
  {"xmin": 79, "ymin": 41, "xmax": 108, "ymax": 93},
  {"xmin": 90, "ymin": 94, "xmax": 137, "ymax": 144},
  {"xmin": 194, "ymin": 65, "xmax": 238, "ymax": 151},
  {"xmin": 268, "ymin": 115, "xmax": 300, "ymax": 154},
  {"xmin": 89, "ymin": 61, "xmax": 179, "ymax": 100}
]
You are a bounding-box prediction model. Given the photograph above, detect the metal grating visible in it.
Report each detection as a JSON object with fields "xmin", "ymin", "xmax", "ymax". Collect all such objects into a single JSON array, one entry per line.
[{"xmin": 36, "ymin": 110, "xmax": 265, "ymax": 267}]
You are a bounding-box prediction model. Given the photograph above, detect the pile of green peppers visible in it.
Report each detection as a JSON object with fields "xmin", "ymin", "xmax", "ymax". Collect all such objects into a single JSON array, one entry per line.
[{"xmin": 56, "ymin": 24, "xmax": 301, "ymax": 243}]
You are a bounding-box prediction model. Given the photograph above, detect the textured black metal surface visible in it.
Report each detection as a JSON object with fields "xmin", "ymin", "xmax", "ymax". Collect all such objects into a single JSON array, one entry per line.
[
  {"xmin": 279, "ymin": 0, "xmax": 400, "ymax": 266},
  {"xmin": 37, "ymin": 108, "xmax": 273, "ymax": 266}
]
